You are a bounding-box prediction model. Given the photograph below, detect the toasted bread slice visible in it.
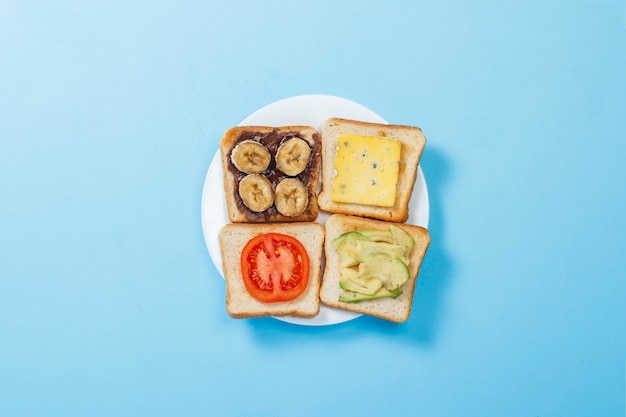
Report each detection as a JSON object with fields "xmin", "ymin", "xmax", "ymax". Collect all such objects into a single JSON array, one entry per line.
[
  {"xmin": 318, "ymin": 118, "xmax": 426, "ymax": 222},
  {"xmin": 219, "ymin": 222, "xmax": 324, "ymax": 319},
  {"xmin": 319, "ymin": 214, "xmax": 430, "ymax": 323},
  {"xmin": 220, "ymin": 125, "xmax": 321, "ymax": 223}
]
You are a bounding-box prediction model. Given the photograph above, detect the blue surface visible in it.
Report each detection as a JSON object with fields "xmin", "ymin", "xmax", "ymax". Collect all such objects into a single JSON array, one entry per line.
[{"xmin": 1, "ymin": 1, "xmax": 625, "ymax": 416}]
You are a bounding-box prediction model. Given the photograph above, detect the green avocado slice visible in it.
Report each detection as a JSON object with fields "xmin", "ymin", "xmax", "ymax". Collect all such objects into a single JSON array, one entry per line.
[
  {"xmin": 339, "ymin": 287, "xmax": 403, "ymax": 303},
  {"xmin": 339, "ymin": 268, "xmax": 383, "ymax": 296},
  {"xmin": 331, "ymin": 231, "xmax": 367, "ymax": 250},
  {"xmin": 390, "ymin": 225, "xmax": 414, "ymax": 256},
  {"xmin": 356, "ymin": 240, "xmax": 409, "ymax": 264},
  {"xmin": 335, "ymin": 232, "xmax": 369, "ymax": 267},
  {"xmin": 357, "ymin": 229, "xmax": 394, "ymax": 243},
  {"xmin": 358, "ymin": 254, "xmax": 410, "ymax": 291}
]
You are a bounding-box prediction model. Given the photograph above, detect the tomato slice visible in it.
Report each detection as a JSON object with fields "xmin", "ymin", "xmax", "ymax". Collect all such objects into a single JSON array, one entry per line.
[{"xmin": 240, "ymin": 233, "xmax": 310, "ymax": 303}]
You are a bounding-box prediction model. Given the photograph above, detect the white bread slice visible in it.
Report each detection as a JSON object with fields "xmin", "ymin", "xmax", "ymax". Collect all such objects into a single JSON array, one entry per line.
[
  {"xmin": 219, "ymin": 222, "xmax": 324, "ymax": 319},
  {"xmin": 319, "ymin": 214, "xmax": 430, "ymax": 323},
  {"xmin": 318, "ymin": 118, "xmax": 426, "ymax": 223},
  {"xmin": 220, "ymin": 125, "xmax": 321, "ymax": 223}
]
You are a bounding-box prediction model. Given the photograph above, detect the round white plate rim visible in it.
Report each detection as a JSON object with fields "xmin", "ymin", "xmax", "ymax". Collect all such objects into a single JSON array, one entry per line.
[{"xmin": 201, "ymin": 94, "xmax": 429, "ymax": 326}]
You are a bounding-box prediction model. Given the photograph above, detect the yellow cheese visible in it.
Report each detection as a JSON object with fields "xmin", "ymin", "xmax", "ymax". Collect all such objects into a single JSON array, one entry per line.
[{"xmin": 330, "ymin": 134, "xmax": 401, "ymax": 207}]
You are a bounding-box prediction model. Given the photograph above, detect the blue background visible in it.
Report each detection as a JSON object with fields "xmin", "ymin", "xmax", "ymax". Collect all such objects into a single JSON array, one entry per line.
[{"xmin": 1, "ymin": 1, "xmax": 625, "ymax": 416}]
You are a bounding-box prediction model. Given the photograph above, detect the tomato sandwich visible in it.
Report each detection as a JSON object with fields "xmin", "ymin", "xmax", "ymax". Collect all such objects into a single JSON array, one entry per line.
[{"xmin": 218, "ymin": 222, "xmax": 325, "ymax": 319}]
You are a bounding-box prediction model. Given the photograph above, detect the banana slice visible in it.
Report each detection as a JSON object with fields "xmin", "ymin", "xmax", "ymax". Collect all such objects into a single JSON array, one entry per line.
[
  {"xmin": 275, "ymin": 138, "xmax": 311, "ymax": 176},
  {"xmin": 238, "ymin": 174, "xmax": 274, "ymax": 212},
  {"xmin": 231, "ymin": 140, "xmax": 271, "ymax": 174},
  {"xmin": 275, "ymin": 178, "xmax": 309, "ymax": 217}
]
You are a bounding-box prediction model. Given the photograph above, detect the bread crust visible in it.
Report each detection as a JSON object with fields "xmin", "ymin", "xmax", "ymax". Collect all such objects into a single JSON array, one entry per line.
[
  {"xmin": 319, "ymin": 214, "xmax": 430, "ymax": 323},
  {"xmin": 220, "ymin": 125, "xmax": 321, "ymax": 223},
  {"xmin": 219, "ymin": 222, "xmax": 324, "ymax": 319},
  {"xmin": 318, "ymin": 118, "xmax": 426, "ymax": 222}
]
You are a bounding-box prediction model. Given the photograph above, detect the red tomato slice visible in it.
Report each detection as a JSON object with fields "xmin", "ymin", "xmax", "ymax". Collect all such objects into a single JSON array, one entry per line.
[{"xmin": 240, "ymin": 233, "xmax": 310, "ymax": 303}]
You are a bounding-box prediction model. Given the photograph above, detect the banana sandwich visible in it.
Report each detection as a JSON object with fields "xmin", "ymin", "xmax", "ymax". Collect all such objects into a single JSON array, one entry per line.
[{"xmin": 220, "ymin": 126, "xmax": 321, "ymax": 223}]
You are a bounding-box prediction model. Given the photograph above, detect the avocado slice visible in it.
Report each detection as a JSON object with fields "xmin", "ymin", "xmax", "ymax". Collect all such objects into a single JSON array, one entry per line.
[
  {"xmin": 390, "ymin": 225, "xmax": 414, "ymax": 255},
  {"xmin": 357, "ymin": 229, "xmax": 394, "ymax": 243},
  {"xmin": 339, "ymin": 287, "xmax": 403, "ymax": 303},
  {"xmin": 331, "ymin": 231, "xmax": 367, "ymax": 250},
  {"xmin": 358, "ymin": 254, "xmax": 410, "ymax": 291},
  {"xmin": 339, "ymin": 268, "xmax": 383, "ymax": 295},
  {"xmin": 356, "ymin": 240, "xmax": 409, "ymax": 265},
  {"xmin": 336, "ymin": 232, "xmax": 375, "ymax": 267}
]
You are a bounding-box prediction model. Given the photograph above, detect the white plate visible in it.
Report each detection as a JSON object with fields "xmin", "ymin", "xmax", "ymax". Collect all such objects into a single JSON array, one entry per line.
[{"xmin": 201, "ymin": 95, "xmax": 429, "ymax": 326}]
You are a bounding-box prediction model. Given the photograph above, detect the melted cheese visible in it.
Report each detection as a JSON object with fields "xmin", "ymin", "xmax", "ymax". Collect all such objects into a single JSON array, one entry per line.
[{"xmin": 330, "ymin": 134, "xmax": 401, "ymax": 207}]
